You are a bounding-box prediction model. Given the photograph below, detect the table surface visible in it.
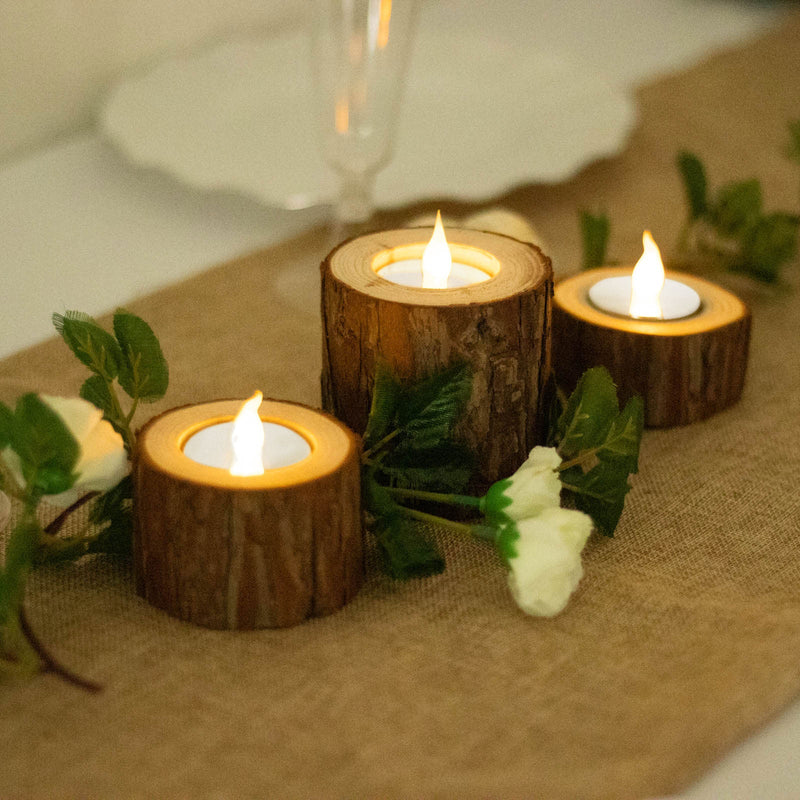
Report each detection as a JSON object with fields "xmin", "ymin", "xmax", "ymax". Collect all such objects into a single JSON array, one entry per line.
[{"xmin": 2, "ymin": 6, "xmax": 800, "ymax": 799}]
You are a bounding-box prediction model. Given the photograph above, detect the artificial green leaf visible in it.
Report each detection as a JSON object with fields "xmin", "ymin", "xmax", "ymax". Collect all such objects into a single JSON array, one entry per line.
[
  {"xmin": 677, "ymin": 151, "xmax": 708, "ymax": 221},
  {"xmin": 363, "ymin": 362, "xmax": 401, "ymax": 449},
  {"xmin": 580, "ymin": 210, "xmax": 611, "ymax": 270},
  {"xmin": 379, "ymin": 440, "xmax": 474, "ymax": 492},
  {"xmin": 555, "ymin": 367, "xmax": 619, "ymax": 459},
  {"xmin": 113, "ymin": 310, "xmax": 169, "ymax": 402},
  {"xmin": 559, "ymin": 395, "xmax": 644, "ymax": 536},
  {"xmin": 398, "ymin": 362, "xmax": 472, "ymax": 449},
  {"xmin": 711, "ymin": 179, "xmax": 762, "ymax": 238},
  {"xmin": 736, "ymin": 212, "xmax": 800, "ymax": 283},
  {"xmin": 10, "ymin": 394, "xmax": 79, "ymax": 496},
  {"xmin": 786, "ymin": 119, "xmax": 800, "ymax": 164},
  {"xmin": 53, "ymin": 312, "xmax": 122, "ymax": 381},
  {"xmin": 88, "ymin": 474, "xmax": 134, "ymax": 555},
  {"xmin": 79, "ymin": 375, "xmax": 115, "ymax": 418},
  {"xmin": 562, "ymin": 460, "xmax": 632, "ymax": 537},
  {"xmin": 89, "ymin": 474, "xmax": 132, "ymax": 526},
  {"xmin": 0, "ymin": 517, "xmax": 38, "ymax": 621},
  {"xmin": 363, "ymin": 466, "xmax": 399, "ymax": 519},
  {"xmin": 372, "ymin": 515, "xmax": 445, "ymax": 580},
  {"xmin": 79, "ymin": 374, "xmax": 126, "ymax": 433},
  {"xmin": 0, "ymin": 402, "xmax": 13, "ymax": 450}
]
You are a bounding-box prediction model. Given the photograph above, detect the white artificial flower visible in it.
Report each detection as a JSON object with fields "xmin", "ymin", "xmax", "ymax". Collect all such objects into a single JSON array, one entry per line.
[
  {"xmin": 506, "ymin": 507, "xmax": 593, "ymax": 617},
  {"xmin": 2, "ymin": 395, "xmax": 128, "ymax": 506},
  {"xmin": 483, "ymin": 446, "xmax": 562, "ymax": 523}
]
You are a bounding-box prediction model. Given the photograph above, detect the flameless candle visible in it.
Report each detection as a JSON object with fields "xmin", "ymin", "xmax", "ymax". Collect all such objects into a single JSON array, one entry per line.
[
  {"xmin": 586, "ymin": 232, "xmax": 702, "ymax": 320},
  {"xmin": 376, "ymin": 212, "xmax": 492, "ymax": 288},
  {"xmin": 321, "ymin": 222, "xmax": 553, "ymax": 486},
  {"xmin": 134, "ymin": 395, "xmax": 363, "ymax": 629},
  {"xmin": 553, "ymin": 232, "xmax": 751, "ymax": 428}
]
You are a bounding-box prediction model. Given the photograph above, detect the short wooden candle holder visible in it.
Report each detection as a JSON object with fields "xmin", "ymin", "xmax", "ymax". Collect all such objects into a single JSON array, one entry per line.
[
  {"xmin": 553, "ymin": 267, "xmax": 751, "ymax": 427},
  {"xmin": 321, "ymin": 227, "xmax": 553, "ymax": 487},
  {"xmin": 134, "ymin": 399, "xmax": 363, "ymax": 630}
]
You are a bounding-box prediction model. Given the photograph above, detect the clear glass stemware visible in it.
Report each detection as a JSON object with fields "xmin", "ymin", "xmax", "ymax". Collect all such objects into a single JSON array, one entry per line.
[{"xmin": 309, "ymin": 0, "xmax": 418, "ymax": 228}]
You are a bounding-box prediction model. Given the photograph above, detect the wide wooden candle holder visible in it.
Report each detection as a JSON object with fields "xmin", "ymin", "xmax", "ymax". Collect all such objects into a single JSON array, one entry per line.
[
  {"xmin": 321, "ymin": 227, "xmax": 553, "ymax": 487},
  {"xmin": 553, "ymin": 267, "xmax": 751, "ymax": 427},
  {"xmin": 134, "ymin": 399, "xmax": 363, "ymax": 630}
]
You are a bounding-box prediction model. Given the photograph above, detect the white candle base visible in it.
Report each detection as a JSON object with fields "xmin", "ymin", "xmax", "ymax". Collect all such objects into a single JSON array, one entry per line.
[
  {"xmin": 183, "ymin": 421, "xmax": 311, "ymax": 471},
  {"xmin": 588, "ymin": 276, "xmax": 701, "ymax": 320},
  {"xmin": 377, "ymin": 260, "xmax": 491, "ymax": 288}
]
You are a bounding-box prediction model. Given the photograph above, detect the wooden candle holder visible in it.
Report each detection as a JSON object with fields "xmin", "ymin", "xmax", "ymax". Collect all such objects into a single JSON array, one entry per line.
[
  {"xmin": 321, "ymin": 227, "xmax": 553, "ymax": 487},
  {"xmin": 553, "ymin": 267, "xmax": 751, "ymax": 427},
  {"xmin": 134, "ymin": 399, "xmax": 363, "ymax": 630}
]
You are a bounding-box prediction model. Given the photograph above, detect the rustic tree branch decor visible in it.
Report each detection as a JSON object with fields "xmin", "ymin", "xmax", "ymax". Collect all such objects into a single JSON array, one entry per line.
[
  {"xmin": 134, "ymin": 399, "xmax": 362, "ymax": 630},
  {"xmin": 321, "ymin": 227, "xmax": 553, "ymax": 487},
  {"xmin": 553, "ymin": 267, "xmax": 751, "ymax": 427}
]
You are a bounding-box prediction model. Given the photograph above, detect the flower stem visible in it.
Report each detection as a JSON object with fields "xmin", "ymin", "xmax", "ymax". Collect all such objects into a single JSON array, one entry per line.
[
  {"xmin": 18, "ymin": 605, "xmax": 102, "ymax": 694},
  {"xmin": 384, "ymin": 486, "xmax": 483, "ymax": 509},
  {"xmin": 362, "ymin": 428, "xmax": 401, "ymax": 460},
  {"xmin": 396, "ymin": 506, "xmax": 476, "ymax": 536},
  {"xmin": 44, "ymin": 492, "xmax": 98, "ymax": 536}
]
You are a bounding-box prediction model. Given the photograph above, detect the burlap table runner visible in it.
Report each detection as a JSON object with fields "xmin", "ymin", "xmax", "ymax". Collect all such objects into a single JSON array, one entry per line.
[{"xmin": 2, "ymin": 15, "xmax": 800, "ymax": 799}]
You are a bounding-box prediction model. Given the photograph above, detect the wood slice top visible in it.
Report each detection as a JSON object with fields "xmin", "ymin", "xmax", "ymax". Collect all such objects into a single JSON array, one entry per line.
[
  {"xmin": 138, "ymin": 398, "xmax": 358, "ymax": 490},
  {"xmin": 555, "ymin": 266, "xmax": 749, "ymax": 336},
  {"xmin": 326, "ymin": 227, "xmax": 551, "ymax": 306}
]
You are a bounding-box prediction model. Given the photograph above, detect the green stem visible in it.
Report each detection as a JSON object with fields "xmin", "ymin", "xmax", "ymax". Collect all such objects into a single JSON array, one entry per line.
[
  {"xmin": 104, "ymin": 378, "xmax": 134, "ymax": 451},
  {"xmin": 125, "ymin": 397, "xmax": 140, "ymax": 428},
  {"xmin": 362, "ymin": 428, "xmax": 401, "ymax": 461},
  {"xmin": 44, "ymin": 491, "xmax": 98, "ymax": 536},
  {"xmin": 18, "ymin": 605, "xmax": 101, "ymax": 693},
  {"xmin": 396, "ymin": 505, "xmax": 476, "ymax": 535},
  {"xmin": 384, "ymin": 486, "xmax": 483, "ymax": 509},
  {"xmin": 35, "ymin": 528, "xmax": 99, "ymax": 565}
]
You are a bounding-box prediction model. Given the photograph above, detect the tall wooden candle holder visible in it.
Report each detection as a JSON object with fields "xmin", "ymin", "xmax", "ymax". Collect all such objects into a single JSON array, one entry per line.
[
  {"xmin": 134, "ymin": 399, "xmax": 363, "ymax": 630},
  {"xmin": 321, "ymin": 227, "xmax": 553, "ymax": 487},
  {"xmin": 553, "ymin": 267, "xmax": 751, "ymax": 427}
]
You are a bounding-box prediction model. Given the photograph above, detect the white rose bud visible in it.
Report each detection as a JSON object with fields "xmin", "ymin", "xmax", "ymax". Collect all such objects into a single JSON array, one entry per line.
[
  {"xmin": 2, "ymin": 395, "xmax": 128, "ymax": 506},
  {"xmin": 483, "ymin": 446, "xmax": 563, "ymax": 523},
  {"xmin": 506, "ymin": 507, "xmax": 593, "ymax": 617}
]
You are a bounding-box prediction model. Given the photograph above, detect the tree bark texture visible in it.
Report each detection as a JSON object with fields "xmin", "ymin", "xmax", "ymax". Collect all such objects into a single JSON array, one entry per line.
[
  {"xmin": 134, "ymin": 400, "xmax": 363, "ymax": 630},
  {"xmin": 553, "ymin": 268, "xmax": 751, "ymax": 427},
  {"xmin": 321, "ymin": 227, "xmax": 553, "ymax": 487}
]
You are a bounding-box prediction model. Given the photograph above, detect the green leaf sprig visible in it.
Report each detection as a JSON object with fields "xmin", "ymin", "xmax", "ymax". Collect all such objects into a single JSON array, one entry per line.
[
  {"xmin": 0, "ymin": 309, "xmax": 168, "ymax": 689},
  {"xmin": 580, "ymin": 210, "xmax": 611, "ymax": 271},
  {"xmin": 362, "ymin": 363, "xmax": 644, "ymax": 583},
  {"xmin": 361, "ymin": 362, "xmax": 477, "ymax": 580},
  {"xmin": 551, "ymin": 367, "xmax": 644, "ymax": 537},
  {"xmin": 53, "ymin": 309, "xmax": 168, "ymax": 451},
  {"xmin": 676, "ymin": 150, "xmax": 799, "ymax": 283},
  {"xmin": 579, "ymin": 123, "xmax": 800, "ymax": 285}
]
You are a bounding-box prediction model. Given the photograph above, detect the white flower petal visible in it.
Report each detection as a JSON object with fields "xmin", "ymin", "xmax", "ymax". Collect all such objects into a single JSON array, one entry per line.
[
  {"xmin": 503, "ymin": 446, "xmax": 563, "ymax": 520},
  {"xmin": 507, "ymin": 507, "xmax": 593, "ymax": 617},
  {"xmin": 41, "ymin": 395, "xmax": 103, "ymax": 443}
]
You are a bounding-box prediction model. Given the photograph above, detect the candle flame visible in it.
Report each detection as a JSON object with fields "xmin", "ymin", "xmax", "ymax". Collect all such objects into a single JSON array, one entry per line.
[
  {"xmin": 421, "ymin": 210, "xmax": 452, "ymax": 289},
  {"xmin": 229, "ymin": 391, "xmax": 265, "ymax": 476},
  {"xmin": 629, "ymin": 230, "xmax": 665, "ymax": 319},
  {"xmin": 377, "ymin": 0, "xmax": 392, "ymax": 49}
]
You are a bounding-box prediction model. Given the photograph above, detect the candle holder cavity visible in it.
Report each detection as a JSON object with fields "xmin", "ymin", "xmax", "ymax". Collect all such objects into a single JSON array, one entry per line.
[
  {"xmin": 321, "ymin": 227, "xmax": 553, "ymax": 487},
  {"xmin": 134, "ymin": 399, "xmax": 363, "ymax": 630},
  {"xmin": 553, "ymin": 267, "xmax": 751, "ymax": 427}
]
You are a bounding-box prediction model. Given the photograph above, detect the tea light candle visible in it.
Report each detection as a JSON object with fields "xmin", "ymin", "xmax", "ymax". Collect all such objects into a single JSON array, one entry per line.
[
  {"xmin": 134, "ymin": 395, "xmax": 363, "ymax": 630},
  {"xmin": 553, "ymin": 232, "xmax": 751, "ymax": 427},
  {"xmin": 320, "ymin": 220, "xmax": 553, "ymax": 487}
]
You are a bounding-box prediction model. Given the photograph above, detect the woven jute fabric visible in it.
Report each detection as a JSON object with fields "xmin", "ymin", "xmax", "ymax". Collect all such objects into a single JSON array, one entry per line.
[{"xmin": 2, "ymin": 16, "xmax": 800, "ymax": 800}]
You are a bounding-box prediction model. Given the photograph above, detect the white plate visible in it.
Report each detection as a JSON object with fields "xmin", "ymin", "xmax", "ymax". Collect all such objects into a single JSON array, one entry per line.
[{"xmin": 101, "ymin": 23, "xmax": 636, "ymax": 209}]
